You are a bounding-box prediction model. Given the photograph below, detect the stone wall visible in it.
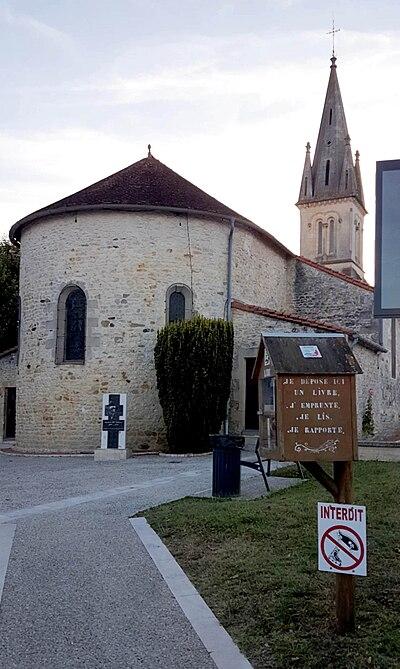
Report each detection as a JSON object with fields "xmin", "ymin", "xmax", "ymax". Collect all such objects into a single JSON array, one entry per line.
[
  {"xmin": 230, "ymin": 309, "xmax": 315, "ymax": 435},
  {"xmin": 16, "ymin": 210, "xmax": 292, "ymax": 452},
  {"xmin": 292, "ymin": 258, "xmax": 379, "ymax": 340},
  {"xmin": 11, "ymin": 205, "xmax": 399, "ymax": 452},
  {"xmin": 17, "ymin": 211, "xmax": 227, "ymax": 451},
  {"xmin": 233, "ymin": 225, "xmax": 293, "ymax": 311},
  {"xmin": 298, "ymin": 197, "xmax": 365, "ymax": 280},
  {"xmin": 355, "ymin": 318, "xmax": 400, "ymax": 439},
  {"xmin": 0, "ymin": 350, "xmax": 17, "ymax": 443},
  {"xmin": 230, "ymin": 308, "xmax": 400, "ymax": 440}
]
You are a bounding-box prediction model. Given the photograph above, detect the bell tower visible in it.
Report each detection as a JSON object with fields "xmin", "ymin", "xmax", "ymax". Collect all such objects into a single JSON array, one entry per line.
[{"xmin": 296, "ymin": 57, "xmax": 367, "ymax": 280}]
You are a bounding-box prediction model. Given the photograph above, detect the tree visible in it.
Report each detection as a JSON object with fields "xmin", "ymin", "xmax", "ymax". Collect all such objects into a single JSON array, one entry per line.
[
  {"xmin": 154, "ymin": 316, "xmax": 234, "ymax": 453},
  {"xmin": 0, "ymin": 239, "xmax": 20, "ymax": 352}
]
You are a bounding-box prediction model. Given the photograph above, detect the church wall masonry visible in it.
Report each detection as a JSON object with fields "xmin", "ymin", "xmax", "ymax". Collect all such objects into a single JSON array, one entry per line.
[
  {"xmin": 293, "ymin": 258, "xmax": 379, "ymax": 339},
  {"xmin": 233, "ymin": 227, "xmax": 293, "ymax": 312},
  {"xmin": 4, "ymin": 201, "xmax": 399, "ymax": 451},
  {"xmin": 14, "ymin": 206, "xmax": 295, "ymax": 451},
  {"xmin": 17, "ymin": 211, "xmax": 225, "ymax": 451},
  {"xmin": 9, "ymin": 205, "xmax": 399, "ymax": 451},
  {"xmin": 16, "ymin": 209, "xmax": 292, "ymax": 452},
  {"xmin": 299, "ymin": 198, "xmax": 365, "ymax": 279},
  {"xmin": 230, "ymin": 309, "xmax": 399, "ymax": 439}
]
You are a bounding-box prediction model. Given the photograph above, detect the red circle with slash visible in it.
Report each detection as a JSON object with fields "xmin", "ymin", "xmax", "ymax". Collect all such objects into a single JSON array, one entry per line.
[{"xmin": 321, "ymin": 524, "xmax": 364, "ymax": 571}]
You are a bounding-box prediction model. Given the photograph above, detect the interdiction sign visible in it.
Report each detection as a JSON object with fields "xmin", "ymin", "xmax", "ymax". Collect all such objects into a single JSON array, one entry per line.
[{"xmin": 318, "ymin": 502, "xmax": 367, "ymax": 576}]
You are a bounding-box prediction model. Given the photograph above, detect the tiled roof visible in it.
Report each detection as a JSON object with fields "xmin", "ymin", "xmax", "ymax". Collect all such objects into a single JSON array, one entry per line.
[
  {"xmin": 296, "ymin": 256, "xmax": 374, "ymax": 292},
  {"xmin": 232, "ymin": 300, "xmax": 385, "ymax": 353},
  {"xmin": 9, "ymin": 153, "xmax": 294, "ymax": 257},
  {"xmin": 10, "ymin": 155, "xmax": 248, "ymax": 241}
]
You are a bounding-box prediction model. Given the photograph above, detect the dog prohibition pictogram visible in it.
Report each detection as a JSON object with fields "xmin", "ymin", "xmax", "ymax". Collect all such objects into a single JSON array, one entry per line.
[
  {"xmin": 317, "ymin": 503, "xmax": 367, "ymax": 576},
  {"xmin": 320, "ymin": 524, "xmax": 365, "ymax": 572}
]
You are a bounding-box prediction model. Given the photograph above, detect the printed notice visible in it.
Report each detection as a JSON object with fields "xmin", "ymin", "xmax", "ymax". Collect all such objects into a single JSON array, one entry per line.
[
  {"xmin": 300, "ymin": 345, "xmax": 322, "ymax": 358},
  {"xmin": 318, "ymin": 502, "xmax": 367, "ymax": 576},
  {"xmin": 277, "ymin": 374, "xmax": 355, "ymax": 461}
]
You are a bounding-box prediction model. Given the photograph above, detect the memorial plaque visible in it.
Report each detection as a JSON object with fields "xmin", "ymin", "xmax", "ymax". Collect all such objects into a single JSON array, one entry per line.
[
  {"xmin": 101, "ymin": 393, "xmax": 127, "ymax": 449},
  {"xmin": 276, "ymin": 374, "xmax": 357, "ymax": 461}
]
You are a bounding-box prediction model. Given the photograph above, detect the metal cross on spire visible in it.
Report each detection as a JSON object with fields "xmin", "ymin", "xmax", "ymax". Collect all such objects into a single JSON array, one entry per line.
[{"xmin": 327, "ymin": 17, "xmax": 340, "ymax": 57}]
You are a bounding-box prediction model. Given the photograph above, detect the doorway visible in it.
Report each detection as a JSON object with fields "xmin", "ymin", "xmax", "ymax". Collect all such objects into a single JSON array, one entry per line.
[
  {"xmin": 245, "ymin": 358, "xmax": 259, "ymax": 430},
  {"xmin": 3, "ymin": 387, "xmax": 16, "ymax": 440}
]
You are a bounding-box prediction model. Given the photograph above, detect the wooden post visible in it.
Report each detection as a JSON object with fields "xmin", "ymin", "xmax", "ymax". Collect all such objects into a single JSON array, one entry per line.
[{"xmin": 333, "ymin": 461, "xmax": 355, "ymax": 634}]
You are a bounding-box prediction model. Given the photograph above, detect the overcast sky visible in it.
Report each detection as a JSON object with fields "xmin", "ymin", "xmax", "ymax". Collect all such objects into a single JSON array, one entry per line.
[{"xmin": 2, "ymin": 1, "xmax": 400, "ymax": 283}]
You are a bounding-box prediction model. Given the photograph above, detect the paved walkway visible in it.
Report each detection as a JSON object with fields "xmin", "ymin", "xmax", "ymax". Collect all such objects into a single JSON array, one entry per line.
[{"xmin": 0, "ymin": 453, "xmax": 291, "ymax": 668}]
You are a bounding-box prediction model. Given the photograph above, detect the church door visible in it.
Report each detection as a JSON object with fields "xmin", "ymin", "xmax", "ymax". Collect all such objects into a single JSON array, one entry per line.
[
  {"xmin": 4, "ymin": 387, "xmax": 16, "ymax": 440},
  {"xmin": 245, "ymin": 358, "xmax": 259, "ymax": 430}
]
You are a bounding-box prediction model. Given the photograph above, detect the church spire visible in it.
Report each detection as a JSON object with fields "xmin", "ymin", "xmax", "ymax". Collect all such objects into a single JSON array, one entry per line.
[
  {"xmin": 297, "ymin": 56, "xmax": 367, "ymax": 281},
  {"xmin": 297, "ymin": 56, "xmax": 366, "ymax": 212},
  {"xmin": 298, "ymin": 142, "xmax": 312, "ymax": 201},
  {"xmin": 354, "ymin": 149, "xmax": 365, "ymax": 209}
]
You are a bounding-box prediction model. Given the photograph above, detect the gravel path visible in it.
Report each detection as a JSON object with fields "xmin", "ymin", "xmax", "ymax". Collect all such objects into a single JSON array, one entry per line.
[{"xmin": 0, "ymin": 452, "xmax": 292, "ymax": 668}]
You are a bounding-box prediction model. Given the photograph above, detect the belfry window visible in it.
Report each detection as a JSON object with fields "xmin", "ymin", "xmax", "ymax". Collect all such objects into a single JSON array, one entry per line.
[
  {"xmin": 166, "ymin": 284, "xmax": 193, "ymax": 324},
  {"xmin": 345, "ymin": 170, "xmax": 349, "ymax": 190},
  {"xmin": 317, "ymin": 220, "xmax": 323, "ymax": 255},
  {"xmin": 304, "ymin": 177, "xmax": 308, "ymax": 197},
  {"xmin": 325, "ymin": 160, "xmax": 330, "ymax": 186},
  {"xmin": 329, "ymin": 219, "xmax": 336, "ymax": 255},
  {"xmin": 329, "ymin": 108, "xmax": 333, "ymax": 125},
  {"xmin": 56, "ymin": 286, "xmax": 86, "ymax": 363},
  {"xmin": 355, "ymin": 220, "xmax": 362, "ymax": 264}
]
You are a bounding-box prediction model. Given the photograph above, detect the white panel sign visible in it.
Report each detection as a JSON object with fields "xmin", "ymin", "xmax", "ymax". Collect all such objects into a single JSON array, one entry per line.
[
  {"xmin": 101, "ymin": 393, "xmax": 127, "ymax": 449},
  {"xmin": 300, "ymin": 345, "xmax": 322, "ymax": 358},
  {"xmin": 317, "ymin": 502, "xmax": 367, "ymax": 576}
]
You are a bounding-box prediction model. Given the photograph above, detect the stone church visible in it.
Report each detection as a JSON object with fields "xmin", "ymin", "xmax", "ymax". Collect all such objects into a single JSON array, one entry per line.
[{"xmin": 1, "ymin": 56, "xmax": 399, "ymax": 452}]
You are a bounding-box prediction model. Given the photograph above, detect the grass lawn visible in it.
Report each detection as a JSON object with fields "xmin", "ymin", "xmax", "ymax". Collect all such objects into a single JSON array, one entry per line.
[{"xmin": 143, "ymin": 462, "xmax": 400, "ymax": 669}]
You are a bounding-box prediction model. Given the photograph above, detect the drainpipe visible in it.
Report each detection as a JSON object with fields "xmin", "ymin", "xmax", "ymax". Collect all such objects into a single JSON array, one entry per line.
[
  {"xmin": 224, "ymin": 217, "xmax": 235, "ymax": 435},
  {"xmin": 226, "ymin": 217, "xmax": 235, "ymax": 322}
]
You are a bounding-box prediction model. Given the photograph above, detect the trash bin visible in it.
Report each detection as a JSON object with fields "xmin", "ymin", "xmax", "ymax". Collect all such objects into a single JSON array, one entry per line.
[{"xmin": 210, "ymin": 435, "xmax": 244, "ymax": 497}]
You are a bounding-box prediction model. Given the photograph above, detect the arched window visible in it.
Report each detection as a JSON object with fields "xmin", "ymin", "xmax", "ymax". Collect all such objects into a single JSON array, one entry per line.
[
  {"xmin": 355, "ymin": 220, "xmax": 362, "ymax": 263},
  {"xmin": 345, "ymin": 169, "xmax": 349, "ymax": 190},
  {"xmin": 325, "ymin": 160, "xmax": 330, "ymax": 186},
  {"xmin": 56, "ymin": 286, "xmax": 86, "ymax": 363},
  {"xmin": 304, "ymin": 177, "xmax": 308, "ymax": 197},
  {"xmin": 317, "ymin": 220, "xmax": 323, "ymax": 256},
  {"xmin": 166, "ymin": 284, "xmax": 193, "ymax": 324},
  {"xmin": 329, "ymin": 218, "xmax": 336, "ymax": 255},
  {"xmin": 169, "ymin": 291, "xmax": 185, "ymax": 322}
]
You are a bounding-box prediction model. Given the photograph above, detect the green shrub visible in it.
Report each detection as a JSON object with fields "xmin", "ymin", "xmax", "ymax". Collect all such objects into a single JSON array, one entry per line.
[
  {"xmin": 0, "ymin": 239, "xmax": 20, "ymax": 353},
  {"xmin": 154, "ymin": 316, "xmax": 234, "ymax": 453},
  {"xmin": 362, "ymin": 389, "xmax": 375, "ymax": 437}
]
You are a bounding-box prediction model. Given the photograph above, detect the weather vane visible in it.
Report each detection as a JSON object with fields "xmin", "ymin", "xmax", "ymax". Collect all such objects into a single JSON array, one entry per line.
[{"xmin": 327, "ymin": 17, "xmax": 340, "ymax": 57}]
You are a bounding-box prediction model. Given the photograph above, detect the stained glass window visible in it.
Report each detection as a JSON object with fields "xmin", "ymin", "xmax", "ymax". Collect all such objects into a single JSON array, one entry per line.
[
  {"xmin": 169, "ymin": 291, "xmax": 185, "ymax": 323},
  {"xmin": 65, "ymin": 288, "xmax": 86, "ymax": 361}
]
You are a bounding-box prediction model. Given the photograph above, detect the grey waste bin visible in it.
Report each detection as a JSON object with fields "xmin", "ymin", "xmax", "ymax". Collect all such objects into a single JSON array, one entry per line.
[{"xmin": 210, "ymin": 435, "xmax": 244, "ymax": 497}]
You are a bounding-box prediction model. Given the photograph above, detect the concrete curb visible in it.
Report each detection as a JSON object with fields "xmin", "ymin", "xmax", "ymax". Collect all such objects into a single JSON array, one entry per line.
[
  {"xmin": 0, "ymin": 524, "xmax": 16, "ymax": 603},
  {"xmin": 130, "ymin": 516, "xmax": 254, "ymax": 669}
]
